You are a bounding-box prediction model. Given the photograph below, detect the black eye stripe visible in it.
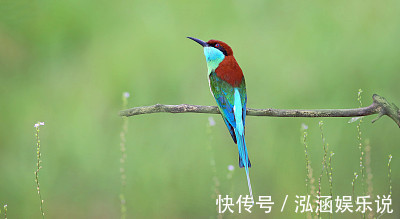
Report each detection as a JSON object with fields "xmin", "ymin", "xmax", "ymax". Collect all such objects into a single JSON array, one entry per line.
[{"xmin": 213, "ymin": 43, "xmax": 227, "ymax": 56}]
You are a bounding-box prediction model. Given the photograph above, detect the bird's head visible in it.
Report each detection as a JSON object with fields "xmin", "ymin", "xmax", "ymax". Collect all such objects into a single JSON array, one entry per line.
[{"xmin": 187, "ymin": 37, "xmax": 233, "ymax": 72}]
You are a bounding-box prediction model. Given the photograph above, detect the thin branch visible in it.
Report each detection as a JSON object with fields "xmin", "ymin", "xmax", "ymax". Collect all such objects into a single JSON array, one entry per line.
[{"xmin": 119, "ymin": 94, "xmax": 400, "ymax": 128}]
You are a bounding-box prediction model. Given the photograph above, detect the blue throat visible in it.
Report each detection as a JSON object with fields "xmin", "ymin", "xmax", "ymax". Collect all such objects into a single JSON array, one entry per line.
[{"xmin": 204, "ymin": 47, "xmax": 225, "ymax": 74}]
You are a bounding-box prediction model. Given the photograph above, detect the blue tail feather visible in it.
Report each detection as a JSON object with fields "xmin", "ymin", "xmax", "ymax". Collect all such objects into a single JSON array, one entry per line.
[
  {"xmin": 239, "ymin": 156, "xmax": 251, "ymax": 168},
  {"xmin": 232, "ymin": 88, "xmax": 253, "ymax": 200},
  {"xmin": 239, "ymin": 151, "xmax": 251, "ymax": 168},
  {"xmin": 235, "ymin": 129, "xmax": 253, "ymax": 200}
]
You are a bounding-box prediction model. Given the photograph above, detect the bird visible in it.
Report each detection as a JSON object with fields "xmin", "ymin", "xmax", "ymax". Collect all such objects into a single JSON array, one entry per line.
[{"xmin": 187, "ymin": 37, "xmax": 253, "ymax": 200}]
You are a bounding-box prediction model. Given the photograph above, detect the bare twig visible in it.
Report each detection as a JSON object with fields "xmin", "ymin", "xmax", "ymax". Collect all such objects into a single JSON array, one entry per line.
[{"xmin": 119, "ymin": 94, "xmax": 400, "ymax": 127}]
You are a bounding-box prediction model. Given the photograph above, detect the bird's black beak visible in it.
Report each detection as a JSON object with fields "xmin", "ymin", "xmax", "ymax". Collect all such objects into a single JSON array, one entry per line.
[{"xmin": 187, "ymin": 37, "xmax": 209, "ymax": 47}]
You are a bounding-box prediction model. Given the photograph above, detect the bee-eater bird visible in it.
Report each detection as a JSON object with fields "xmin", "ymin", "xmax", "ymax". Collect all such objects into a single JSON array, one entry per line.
[{"xmin": 187, "ymin": 37, "xmax": 253, "ymax": 199}]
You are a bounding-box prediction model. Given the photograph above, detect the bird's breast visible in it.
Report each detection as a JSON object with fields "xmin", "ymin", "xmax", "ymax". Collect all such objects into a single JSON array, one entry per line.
[{"xmin": 215, "ymin": 56, "xmax": 244, "ymax": 87}]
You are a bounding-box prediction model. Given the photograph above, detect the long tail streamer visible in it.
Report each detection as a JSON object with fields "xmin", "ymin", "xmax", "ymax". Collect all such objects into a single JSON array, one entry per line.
[
  {"xmin": 236, "ymin": 130, "xmax": 253, "ymax": 201},
  {"xmin": 233, "ymin": 88, "xmax": 253, "ymax": 202}
]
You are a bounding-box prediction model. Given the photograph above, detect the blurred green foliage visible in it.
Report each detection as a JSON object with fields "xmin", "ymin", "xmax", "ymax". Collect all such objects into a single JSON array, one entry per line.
[{"xmin": 0, "ymin": 0, "xmax": 399, "ymax": 218}]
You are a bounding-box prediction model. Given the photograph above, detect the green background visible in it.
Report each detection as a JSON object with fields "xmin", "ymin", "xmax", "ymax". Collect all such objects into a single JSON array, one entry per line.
[{"xmin": 0, "ymin": 0, "xmax": 399, "ymax": 218}]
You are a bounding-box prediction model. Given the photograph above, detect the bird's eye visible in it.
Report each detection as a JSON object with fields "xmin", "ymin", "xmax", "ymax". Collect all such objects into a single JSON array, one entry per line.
[{"xmin": 215, "ymin": 43, "xmax": 220, "ymax": 47}]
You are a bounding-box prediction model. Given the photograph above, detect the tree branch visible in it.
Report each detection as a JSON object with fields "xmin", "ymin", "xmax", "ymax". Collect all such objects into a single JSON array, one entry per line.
[{"xmin": 119, "ymin": 94, "xmax": 400, "ymax": 128}]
